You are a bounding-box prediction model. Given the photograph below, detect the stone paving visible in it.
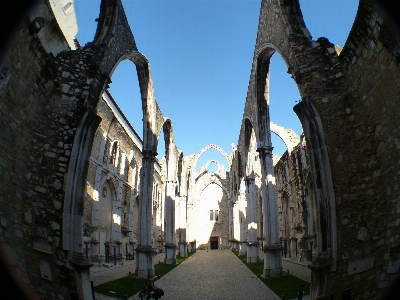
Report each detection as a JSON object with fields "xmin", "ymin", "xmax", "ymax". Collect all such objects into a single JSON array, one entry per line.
[
  {"xmin": 152, "ymin": 250, "xmax": 280, "ymax": 300},
  {"xmin": 91, "ymin": 250, "xmax": 310, "ymax": 300}
]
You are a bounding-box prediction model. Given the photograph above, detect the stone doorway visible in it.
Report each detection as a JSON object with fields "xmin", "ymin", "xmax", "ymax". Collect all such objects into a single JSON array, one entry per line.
[{"xmin": 210, "ymin": 236, "xmax": 219, "ymax": 249}]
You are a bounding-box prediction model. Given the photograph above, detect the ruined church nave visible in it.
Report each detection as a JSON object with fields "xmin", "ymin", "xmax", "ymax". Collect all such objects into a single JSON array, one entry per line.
[{"xmin": 1, "ymin": 0, "xmax": 400, "ymax": 299}]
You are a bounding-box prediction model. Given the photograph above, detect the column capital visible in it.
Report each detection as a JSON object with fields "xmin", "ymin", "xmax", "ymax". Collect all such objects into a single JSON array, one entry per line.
[
  {"xmin": 135, "ymin": 245, "xmax": 159, "ymax": 254},
  {"xmin": 245, "ymin": 176, "xmax": 255, "ymax": 185},
  {"xmin": 256, "ymin": 146, "xmax": 274, "ymax": 158},
  {"xmin": 68, "ymin": 252, "xmax": 93, "ymax": 271},
  {"xmin": 142, "ymin": 150, "xmax": 158, "ymax": 159},
  {"xmin": 263, "ymin": 243, "xmax": 282, "ymax": 252}
]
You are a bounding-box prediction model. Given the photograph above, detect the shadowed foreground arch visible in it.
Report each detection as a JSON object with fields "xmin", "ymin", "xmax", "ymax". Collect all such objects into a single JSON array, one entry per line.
[
  {"xmin": 61, "ymin": 0, "xmax": 174, "ymax": 290},
  {"xmin": 234, "ymin": 0, "xmax": 400, "ymax": 298}
]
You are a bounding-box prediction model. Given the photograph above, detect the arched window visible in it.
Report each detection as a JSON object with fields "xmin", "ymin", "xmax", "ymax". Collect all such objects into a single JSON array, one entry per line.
[{"xmin": 110, "ymin": 141, "xmax": 118, "ymax": 166}]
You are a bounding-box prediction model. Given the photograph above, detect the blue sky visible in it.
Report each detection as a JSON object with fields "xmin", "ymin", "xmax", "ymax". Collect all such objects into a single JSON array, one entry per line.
[{"xmin": 74, "ymin": 0, "xmax": 359, "ymax": 171}]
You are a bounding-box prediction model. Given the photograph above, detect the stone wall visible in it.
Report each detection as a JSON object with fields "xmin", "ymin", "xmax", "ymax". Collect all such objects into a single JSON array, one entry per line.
[
  {"xmin": 82, "ymin": 91, "xmax": 166, "ymax": 262},
  {"xmin": 0, "ymin": 1, "xmax": 89, "ymax": 298},
  {"xmin": 322, "ymin": 1, "xmax": 400, "ymax": 298},
  {"xmin": 234, "ymin": 0, "xmax": 400, "ymax": 298},
  {"xmin": 193, "ymin": 165, "xmax": 230, "ymax": 249},
  {"xmin": 0, "ymin": 0, "xmax": 168, "ymax": 297}
]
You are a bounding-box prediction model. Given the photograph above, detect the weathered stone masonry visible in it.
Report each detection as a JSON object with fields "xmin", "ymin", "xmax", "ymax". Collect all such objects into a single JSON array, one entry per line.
[
  {"xmin": 0, "ymin": 0, "xmax": 170, "ymax": 298},
  {"xmin": 231, "ymin": 0, "xmax": 400, "ymax": 299},
  {"xmin": 2, "ymin": 0, "xmax": 400, "ymax": 299}
]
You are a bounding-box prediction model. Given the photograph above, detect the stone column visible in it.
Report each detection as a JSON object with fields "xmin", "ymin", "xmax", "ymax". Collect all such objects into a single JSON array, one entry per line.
[
  {"xmin": 246, "ymin": 176, "xmax": 258, "ymax": 263},
  {"xmin": 228, "ymin": 191, "xmax": 233, "ymax": 249},
  {"xmin": 186, "ymin": 200, "xmax": 192, "ymax": 252},
  {"xmin": 257, "ymin": 146, "xmax": 282, "ymax": 278},
  {"xmin": 91, "ymin": 192, "xmax": 100, "ymax": 257},
  {"xmin": 178, "ymin": 196, "xmax": 188, "ymax": 257},
  {"xmin": 69, "ymin": 252, "xmax": 93, "ymax": 300},
  {"xmin": 239, "ymin": 180, "xmax": 247, "ymax": 255},
  {"xmin": 164, "ymin": 180, "xmax": 177, "ymax": 264},
  {"xmin": 111, "ymin": 179, "xmax": 123, "ymax": 243},
  {"xmin": 128, "ymin": 166, "xmax": 137, "ymax": 253},
  {"xmin": 186, "ymin": 168, "xmax": 194, "ymax": 252},
  {"xmin": 308, "ymin": 254, "xmax": 333, "ymax": 299},
  {"xmin": 91, "ymin": 136, "xmax": 106, "ymax": 257},
  {"xmin": 232, "ymin": 200, "xmax": 240, "ymax": 250},
  {"xmin": 136, "ymin": 150, "xmax": 157, "ymax": 279}
]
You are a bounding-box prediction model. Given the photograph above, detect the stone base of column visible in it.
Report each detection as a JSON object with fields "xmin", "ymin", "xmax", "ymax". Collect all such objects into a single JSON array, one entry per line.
[
  {"xmin": 188, "ymin": 241, "xmax": 196, "ymax": 252},
  {"xmin": 308, "ymin": 254, "xmax": 333, "ymax": 299},
  {"xmin": 164, "ymin": 243, "xmax": 177, "ymax": 264},
  {"xmin": 247, "ymin": 242, "xmax": 259, "ymax": 263},
  {"xmin": 263, "ymin": 244, "xmax": 283, "ymax": 278},
  {"xmin": 69, "ymin": 252, "xmax": 94, "ymax": 300},
  {"xmin": 229, "ymin": 240, "xmax": 239, "ymax": 251},
  {"xmin": 239, "ymin": 241, "xmax": 247, "ymax": 255},
  {"xmin": 135, "ymin": 246, "xmax": 157, "ymax": 279},
  {"xmin": 178, "ymin": 242, "xmax": 187, "ymax": 257}
]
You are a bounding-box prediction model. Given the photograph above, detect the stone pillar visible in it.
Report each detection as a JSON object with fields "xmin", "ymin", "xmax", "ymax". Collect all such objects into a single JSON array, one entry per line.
[
  {"xmin": 239, "ymin": 180, "xmax": 247, "ymax": 255},
  {"xmin": 308, "ymin": 254, "xmax": 333, "ymax": 299},
  {"xmin": 186, "ymin": 200, "xmax": 193, "ymax": 252},
  {"xmin": 164, "ymin": 180, "xmax": 177, "ymax": 264},
  {"xmin": 69, "ymin": 252, "xmax": 94, "ymax": 300},
  {"xmin": 136, "ymin": 150, "xmax": 157, "ymax": 279},
  {"xmin": 232, "ymin": 200, "xmax": 240, "ymax": 250},
  {"xmin": 228, "ymin": 192, "xmax": 233, "ymax": 248},
  {"xmin": 186, "ymin": 168, "xmax": 194, "ymax": 251},
  {"xmin": 91, "ymin": 136, "xmax": 105, "ymax": 257},
  {"xmin": 91, "ymin": 200, "xmax": 100, "ymax": 256},
  {"xmin": 257, "ymin": 146, "xmax": 282, "ymax": 278},
  {"xmin": 246, "ymin": 176, "xmax": 258, "ymax": 263},
  {"xmin": 111, "ymin": 179, "xmax": 123, "ymax": 242},
  {"xmin": 178, "ymin": 196, "xmax": 188, "ymax": 257}
]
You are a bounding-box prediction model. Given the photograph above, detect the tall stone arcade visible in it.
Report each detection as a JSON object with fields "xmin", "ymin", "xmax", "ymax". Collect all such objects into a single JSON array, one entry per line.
[{"xmin": 1, "ymin": 0, "xmax": 400, "ymax": 299}]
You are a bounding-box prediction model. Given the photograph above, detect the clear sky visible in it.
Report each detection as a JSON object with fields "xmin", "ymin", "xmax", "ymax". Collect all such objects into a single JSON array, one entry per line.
[{"xmin": 74, "ymin": 0, "xmax": 359, "ymax": 171}]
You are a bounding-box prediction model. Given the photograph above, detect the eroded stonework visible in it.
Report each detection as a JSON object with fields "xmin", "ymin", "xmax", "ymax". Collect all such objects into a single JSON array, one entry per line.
[{"xmin": 1, "ymin": 0, "xmax": 400, "ymax": 299}]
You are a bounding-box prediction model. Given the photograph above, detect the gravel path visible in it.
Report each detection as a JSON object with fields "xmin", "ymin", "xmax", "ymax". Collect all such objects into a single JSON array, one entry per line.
[
  {"xmin": 92, "ymin": 250, "xmax": 311, "ymax": 300},
  {"xmin": 149, "ymin": 250, "xmax": 280, "ymax": 300}
]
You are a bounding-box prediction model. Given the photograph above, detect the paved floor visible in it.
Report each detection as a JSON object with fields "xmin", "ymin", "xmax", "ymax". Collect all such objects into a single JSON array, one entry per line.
[{"xmin": 91, "ymin": 250, "xmax": 310, "ymax": 300}]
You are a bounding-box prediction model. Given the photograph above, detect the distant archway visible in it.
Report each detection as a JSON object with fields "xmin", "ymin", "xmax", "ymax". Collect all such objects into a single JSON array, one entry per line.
[{"xmin": 194, "ymin": 144, "xmax": 230, "ymax": 167}]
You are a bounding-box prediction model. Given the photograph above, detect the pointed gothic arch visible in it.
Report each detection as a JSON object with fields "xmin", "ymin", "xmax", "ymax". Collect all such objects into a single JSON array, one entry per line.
[{"xmin": 194, "ymin": 144, "xmax": 230, "ymax": 167}]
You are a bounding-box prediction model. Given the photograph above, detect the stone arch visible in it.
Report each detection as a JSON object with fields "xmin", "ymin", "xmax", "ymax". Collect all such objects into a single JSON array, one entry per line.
[
  {"xmin": 194, "ymin": 144, "xmax": 230, "ymax": 167},
  {"xmin": 241, "ymin": 3, "xmax": 342, "ymax": 290},
  {"xmin": 93, "ymin": 0, "xmax": 159, "ymax": 153},
  {"xmin": 241, "ymin": 0, "xmax": 328, "ymax": 279},
  {"xmin": 109, "ymin": 139, "xmax": 119, "ymax": 167},
  {"xmin": 294, "ymin": 97, "xmax": 337, "ymax": 258},
  {"xmin": 249, "ymin": 0, "xmax": 341, "ymax": 284},
  {"xmin": 205, "ymin": 160, "xmax": 220, "ymax": 173},
  {"xmin": 177, "ymin": 152, "xmax": 186, "ymax": 196},
  {"xmin": 270, "ymin": 122, "xmax": 300, "ymax": 154},
  {"xmin": 158, "ymin": 118, "xmax": 175, "ymax": 161},
  {"xmin": 243, "ymin": 118, "xmax": 254, "ymax": 163},
  {"xmin": 199, "ymin": 180, "xmax": 229, "ymax": 200},
  {"xmin": 63, "ymin": 0, "xmax": 159, "ymax": 253},
  {"xmin": 98, "ymin": 173, "xmax": 119, "ymax": 193},
  {"xmin": 61, "ymin": 0, "xmax": 164, "ymax": 287}
]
